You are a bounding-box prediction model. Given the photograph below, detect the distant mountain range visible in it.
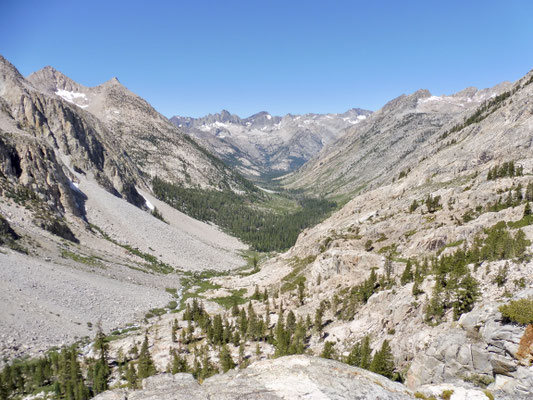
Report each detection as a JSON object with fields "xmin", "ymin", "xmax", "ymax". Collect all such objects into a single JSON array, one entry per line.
[{"xmin": 170, "ymin": 108, "xmax": 372, "ymax": 177}]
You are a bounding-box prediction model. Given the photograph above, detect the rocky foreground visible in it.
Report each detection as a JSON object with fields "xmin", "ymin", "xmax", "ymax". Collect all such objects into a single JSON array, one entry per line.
[{"xmin": 93, "ymin": 355, "xmax": 523, "ymax": 400}]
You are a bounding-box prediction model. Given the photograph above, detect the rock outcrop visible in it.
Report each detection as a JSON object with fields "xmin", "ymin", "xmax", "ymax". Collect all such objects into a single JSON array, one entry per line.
[
  {"xmin": 408, "ymin": 289, "xmax": 533, "ymax": 396},
  {"xmin": 95, "ymin": 355, "xmax": 413, "ymax": 400}
]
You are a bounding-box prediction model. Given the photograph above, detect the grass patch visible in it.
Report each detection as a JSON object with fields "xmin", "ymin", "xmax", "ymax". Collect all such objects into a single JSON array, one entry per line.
[
  {"xmin": 377, "ymin": 244, "xmax": 398, "ymax": 256},
  {"xmin": 212, "ymin": 288, "xmax": 248, "ymax": 309},
  {"xmin": 178, "ymin": 269, "xmax": 228, "ymax": 310},
  {"xmin": 104, "ymin": 326, "xmax": 140, "ymax": 342},
  {"xmin": 61, "ymin": 250, "xmax": 104, "ymax": 268},
  {"xmin": 437, "ymin": 239, "xmax": 465, "ymax": 255}
]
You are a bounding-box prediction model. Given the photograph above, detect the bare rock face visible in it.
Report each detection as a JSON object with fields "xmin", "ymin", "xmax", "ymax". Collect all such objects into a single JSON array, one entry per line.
[
  {"xmin": 0, "ymin": 52, "xmax": 253, "ymax": 242},
  {"xmin": 94, "ymin": 355, "xmax": 414, "ymax": 400},
  {"xmin": 170, "ymin": 108, "xmax": 372, "ymax": 177}
]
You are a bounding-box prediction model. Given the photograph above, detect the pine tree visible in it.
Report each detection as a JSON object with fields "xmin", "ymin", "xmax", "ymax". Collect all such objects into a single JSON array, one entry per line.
[
  {"xmin": 320, "ymin": 341, "xmax": 336, "ymax": 360},
  {"xmin": 286, "ymin": 310, "xmax": 296, "ymax": 338},
  {"xmin": 137, "ymin": 335, "xmax": 156, "ymax": 380},
  {"xmin": 239, "ymin": 308, "xmax": 248, "ymax": 336},
  {"xmin": 452, "ymin": 273, "xmax": 480, "ymax": 320},
  {"xmin": 425, "ymin": 282, "xmax": 445, "ymax": 324},
  {"xmin": 314, "ymin": 306, "xmax": 323, "ymax": 334},
  {"xmin": 412, "ymin": 278, "xmax": 423, "ymax": 296},
  {"xmin": 252, "ymin": 285, "xmax": 261, "ymax": 300},
  {"xmin": 238, "ymin": 343, "xmax": 247, "ymax": 369},
  {"xmin": 200, "ymin": 347, "xmax": 216, "ymax": 380},
  {"xmin": 288, "ymin": 319, "xmax": 307, "ymax": 355},
  {"xmin": 359, "ymin": 336, "xmax": 373, "ymax": 370},
  {"xmin": 369, "ymin": 340, "xmax": 395, "ymax": 379},
  {"xmin": 297, "ymin": 280, "xmax": 305, "ymax": 305},
  {"xmin": 125, "ymin": 362, "xmax": 137, "ymax": 388},
  {"xmin": 231, "ymin": 302, "xmax": 240, "ymax": 317},
  {"xmin": 91, "ymin": 325, "xmax": 109, "ymax": 394},
  {"xmin": 212, "ymin": 314, "xmax": 223, "ymax": 345},
  {"xmin": 232, "ymin": 329, "xmax": 241, "ymax": 347},
  {"xmin": 265, "ymin": 303, "xmax": 271, "ymax": 328},
  {"xmin": 346, "ymin": 342, "xmax": 361, "ymax": 367},
  {"xmin": 171, "ymin": 320, "xmax": 178, "ymax": 342},
  {"xmin": 526, "ymin": 182, "xmax": 533, "ymax": 202},
  {"xmin": 305, "ymin": 314, "xmax": 312, "ymax": 331},
  {"xmin": 274, "ymin": 311, "xmax": 288, "ymax": 356},
  {"xmin": 170, "ymin": 350, "xmax": 189, "ymax": 374},
  {"xmin": 219, "ymin": 344, "xmax": 235, "ymax": 373},
  {"xmin": 400, "ymin": 259, "xmax": 414, "ymax": 285}
]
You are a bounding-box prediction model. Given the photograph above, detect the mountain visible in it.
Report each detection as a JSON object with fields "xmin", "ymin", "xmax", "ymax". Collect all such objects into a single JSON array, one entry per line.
[
  {"xmin": 170, "ymin": 108, "xmax": 372, "ymax": 177},
  {"xmin": 283, "ymin": 84, "xmax": 512, "ymax": 200},
  {"xmin": 0, "ymin": 55, "xmax": 247, "ymax": 361},
  {"xmin": 27, "ymin": 66, "xmax": 250, "ymax": 192}
]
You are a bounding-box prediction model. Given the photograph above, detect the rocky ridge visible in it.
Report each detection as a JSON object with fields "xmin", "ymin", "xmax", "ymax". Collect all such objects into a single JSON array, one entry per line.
[{"xmin": 283, "ymin": 83, "xmax": 513, "ymax": 199}]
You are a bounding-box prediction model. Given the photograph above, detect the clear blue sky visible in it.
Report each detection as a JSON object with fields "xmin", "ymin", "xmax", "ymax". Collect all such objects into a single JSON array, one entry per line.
[{"xmin": 1, "ymin": 0, "xmax": 532, "ymax": 118}]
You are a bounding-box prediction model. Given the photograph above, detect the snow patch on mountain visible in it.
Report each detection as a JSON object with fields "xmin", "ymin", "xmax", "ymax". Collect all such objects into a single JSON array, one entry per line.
[{"xmin": 55, "ymin": 89, "xmax": 89, "ymax": 107}]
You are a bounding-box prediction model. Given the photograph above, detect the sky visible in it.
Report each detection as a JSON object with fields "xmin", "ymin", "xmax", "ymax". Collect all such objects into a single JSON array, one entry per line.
[{"xmin": 1, "ymin": 0, "xmax": 533, "ymax": 118}]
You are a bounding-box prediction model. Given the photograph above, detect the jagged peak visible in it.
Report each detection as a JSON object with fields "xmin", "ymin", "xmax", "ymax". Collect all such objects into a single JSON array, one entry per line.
[
  {"xmin": 107, "ymin": 76, "xmax": 121, "ymax": 85},
  {"xmin": 412, "ymin": 88, "xmax": 432, "ymax": 99},
  {"xmin": 379, "ymin": 89, "xmax": 431, "ymax": 113},
  {"xmin": 98, "ymin": 76, "xmax": 125, "ymax": 90}
]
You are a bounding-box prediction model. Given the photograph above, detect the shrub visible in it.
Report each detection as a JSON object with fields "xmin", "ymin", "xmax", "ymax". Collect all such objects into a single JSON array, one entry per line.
[
  {"xmin": 441, "ymin": 390, "xmax": 454, "ymax": 400},
  {"xmin": 167, "ymin": 301, "xmax": 178, "ymax": 310},
  {"xmin": 499, "ymin": 298, "xmax": 533, "ymax": 325}
]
